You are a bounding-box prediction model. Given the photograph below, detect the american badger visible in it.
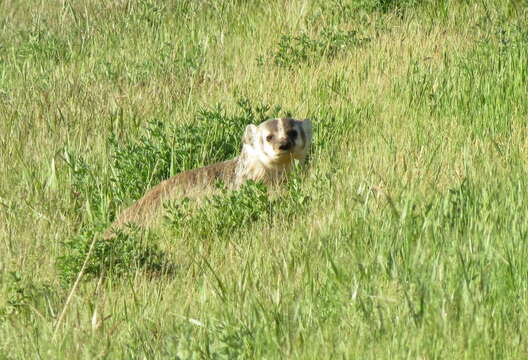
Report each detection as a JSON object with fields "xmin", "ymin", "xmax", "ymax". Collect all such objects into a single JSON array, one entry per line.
[{"xmin": 104, "ymin": 118, "xmax": 312, "ymax": 238}]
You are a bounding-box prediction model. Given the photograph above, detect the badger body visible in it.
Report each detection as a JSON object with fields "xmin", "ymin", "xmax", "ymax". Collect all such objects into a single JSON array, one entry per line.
[{"xmin": 104, "ymin": 118, "xmax": 312, "ymax": 238}]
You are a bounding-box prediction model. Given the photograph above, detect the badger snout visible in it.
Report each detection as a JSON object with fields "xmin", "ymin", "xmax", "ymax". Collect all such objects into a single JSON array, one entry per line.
[{"xmin": 278, "ymin": 140, "xmax": 292, "ymax": 151}]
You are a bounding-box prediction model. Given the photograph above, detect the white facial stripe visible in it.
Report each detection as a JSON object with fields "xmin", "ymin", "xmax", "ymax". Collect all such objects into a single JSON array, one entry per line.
[
  {"xmin": 256, "ymin": 132, "xmax": 275, "ymax": 161},
  {"xmin": 277, "ymin": 118, "xmax": 284, "ymax": 138}
]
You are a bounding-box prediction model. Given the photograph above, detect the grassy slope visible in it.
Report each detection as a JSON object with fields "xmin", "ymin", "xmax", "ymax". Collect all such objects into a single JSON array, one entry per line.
[{"xmin": 1, "ymin": 0, "xmax": 528, "ymax": 358}]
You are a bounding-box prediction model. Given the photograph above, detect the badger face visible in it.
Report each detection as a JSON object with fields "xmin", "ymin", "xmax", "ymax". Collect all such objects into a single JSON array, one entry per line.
[{"xmin": 243, "ymin": 118, "xmax": 312, "ymax": 167}]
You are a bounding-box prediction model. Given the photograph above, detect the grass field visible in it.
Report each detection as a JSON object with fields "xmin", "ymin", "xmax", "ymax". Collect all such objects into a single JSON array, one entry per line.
[{"xmin": 1, "ymin": 0, "xmax": 528, "ymax": 358}]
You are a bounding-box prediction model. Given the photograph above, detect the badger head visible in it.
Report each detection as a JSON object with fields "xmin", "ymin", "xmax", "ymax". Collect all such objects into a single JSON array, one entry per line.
[{"xmin": 242, "ymin": 118, "xmax": 312, "ymax": 167}]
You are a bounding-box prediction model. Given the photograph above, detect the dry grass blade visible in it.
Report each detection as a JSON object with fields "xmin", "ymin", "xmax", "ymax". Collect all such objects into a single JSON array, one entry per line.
[{"xmin": 52, "ymin": 235, "xmax": 98, "ymax": 339}]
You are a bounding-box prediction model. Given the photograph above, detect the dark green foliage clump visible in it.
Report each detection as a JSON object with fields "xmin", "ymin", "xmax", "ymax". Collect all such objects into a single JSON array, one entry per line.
[
  {"xmin": 315, "ymin": 0, "xmax": 421, "ymax": 18},
  {"xmin": 57, "ymin": 224, "xmax": 170, "ymax": 285},
  {"xmin": 166, "ymin": 181, "xmax": 271, "ymax": 238},
  {"xmin": 0, "ymin": 272, "xmax": 59, "ymax": 322},
  {"xmin": 16, "ymin": 28, "xmax": 72, "ymax": 64},
  {"xmin": 270, "ymin": 29, "xmax": 369, "ymax": 68},
  {"xmin": 166, "ymin": 176, "xmax": 311, "ymax": 239},
  {"xmin": 108, "ymin": 120, "xmax": 176, "ymax": 206},
  {"xmin": 62, "ymin": 150, "xmax": 104, "ymax": 220},
  {"xmin": 353, "ymin": 0, "xmax": 421, "ymax": 13}
]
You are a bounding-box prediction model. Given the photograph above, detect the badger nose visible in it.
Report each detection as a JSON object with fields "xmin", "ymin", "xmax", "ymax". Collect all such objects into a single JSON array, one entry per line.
[{"xmin": 279, "ymin": 142, "xmax": 291, "ymax": 151}]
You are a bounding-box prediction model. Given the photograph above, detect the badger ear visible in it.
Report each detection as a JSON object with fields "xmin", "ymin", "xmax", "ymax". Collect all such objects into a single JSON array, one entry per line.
[{"xmin": 243, "ymin": 124, "xmax": 258, "ymax": 145}]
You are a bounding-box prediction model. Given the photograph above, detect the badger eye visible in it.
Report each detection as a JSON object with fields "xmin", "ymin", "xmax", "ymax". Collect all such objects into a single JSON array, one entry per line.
[
  {"xmin": 266, "ymin": 134, "xmax": 273, "ymax": 142},
  {"xmin": 287, "ymin": 130, "xmax": 298, "ymax": 138}
]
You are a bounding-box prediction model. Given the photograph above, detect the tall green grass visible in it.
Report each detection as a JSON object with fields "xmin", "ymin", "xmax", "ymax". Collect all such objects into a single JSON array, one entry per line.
[{"xmin": 1, "ymin": 0, "xmax": 527, "ymax": 358}]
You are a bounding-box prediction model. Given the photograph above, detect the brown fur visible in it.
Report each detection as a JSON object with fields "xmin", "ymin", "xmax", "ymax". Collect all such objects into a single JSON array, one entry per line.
[
  {"xmin": 103, "ymin": 159, "xmax": 237, "ymax": 239},
  {"xmin": 103, "ymin": 118, "xmax": 312, "ymax": 239}
]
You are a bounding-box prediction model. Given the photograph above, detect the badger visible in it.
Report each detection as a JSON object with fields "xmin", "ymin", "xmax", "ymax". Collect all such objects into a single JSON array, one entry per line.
[{"xmin": 104, "ymin": 117, "xmax": 312, "ymax": 239}]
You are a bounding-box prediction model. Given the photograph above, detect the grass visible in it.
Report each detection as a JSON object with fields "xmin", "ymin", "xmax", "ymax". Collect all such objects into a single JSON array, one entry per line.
[{"xmin": 1, "ymin": 0, "xmax": 528, "ymax": 358}]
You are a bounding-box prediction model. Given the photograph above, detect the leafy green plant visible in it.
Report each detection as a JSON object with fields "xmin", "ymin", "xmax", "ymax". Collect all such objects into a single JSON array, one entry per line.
[
  {"xmin": 166, "ymin": 181, "xmax": 270, "ymax": 238},
  {"xmin": 108, "ymin": 120, "xmax": 175, "ymax": 205},
  {"xmin": 17, "ymin": 28, "xmax": 72, "ymax": 64},
  {"xmin": 0, "ymin": 271, "xmax": 59, "ymax": 321},
  {"xmin": 57, "ymin": 224, "xmax": 170, "ymax": 285},
  {"xmin": 166, "ymin": 174, "xmax": 312, "ymax": 240},
  {"xmin": 271, "ymin": 29, "xmax": 368, "ymax": 68},
  {"xmin": 62, "ymin": 149, "xmax": 108, "ymax": 222},
  {"xmin": 315, "ymin": 0, "xmax": 421, "ymax": 17},
  {"xmin": 359, "ymin": 0, "xmax": 421, "ymax": 13},
  {"xmin": 308, "ymin": 0, "xmax": 422, "ymax": 31}
]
